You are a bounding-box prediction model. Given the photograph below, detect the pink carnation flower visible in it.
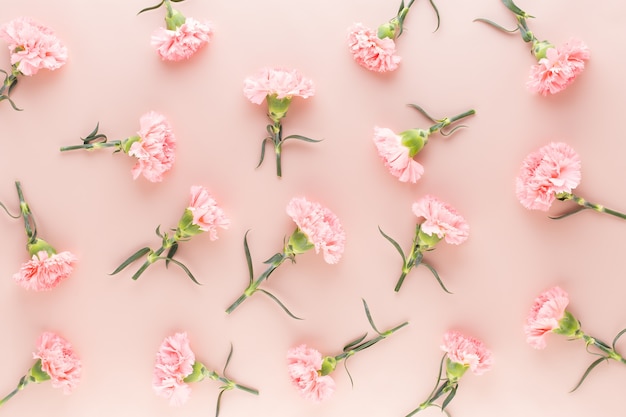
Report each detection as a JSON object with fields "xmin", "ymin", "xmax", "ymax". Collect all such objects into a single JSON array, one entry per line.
[
  {"xmin": 187, "ymin": 185, "xmax": 230, "ymax": 240},
  {"xmin": 0, "ymin": 17, "xmax": 67, "ymax": 76},
  {"xmin": 33, "ymin": 332, "xmax": 81, "ymax": 394},
  {"xmin": 153, "ymin": 332, "xmax": 196, "ymax": 406},
  {"xmin": 515, "ymin": 142, "xmax": 582, "ymax": 211},
  {"xmin": 527, "ymin": 39, "xmax": 590, "ymax": 96},
  {"xmin": 128, "ymin": 111, "xmax": 176, "ymax": 182},
  {"xmin": 13, "ymin": 250, "xmax": 77, "ymax": 291},
  {"xmin": 286, "ymin": 197, "xmax": 346, "ymax": 264},
  {"xmin": 286, "ymin": 344, "xmax": 336, "ymax": 403},
  {"xmin": 151, "ymin": 18, "xmax": 212, "ymax": 62},
  {"xmin": 243, "ymin": 67, "xmax": 315, "ymax": 105},
  {"xmin": 373, "ymin": 126, "xmax": 424, "ymax": 183},
  {"xmin": 347, "ymin": 23, "xmax": 401, "ymax": 73},
  {"xmin": 524, "ymin": 286, "xmax": 570, "ymax": 349},
  {"xmin": 412, "ymin": 195, "xmax": 469, "ymax": 245},
  {"xmin": 441, "ymin": 330, "xmax": 493, "ymax": 376}
]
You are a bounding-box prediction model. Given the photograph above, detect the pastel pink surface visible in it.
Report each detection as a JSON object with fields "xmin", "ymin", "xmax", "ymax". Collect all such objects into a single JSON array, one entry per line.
[{"xmin": 0, "ymin": 1, "xmax": 625, "ymax": 417}]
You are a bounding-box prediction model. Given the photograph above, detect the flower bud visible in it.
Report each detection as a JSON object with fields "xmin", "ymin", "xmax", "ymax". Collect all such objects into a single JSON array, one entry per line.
[
  {"xmin": 400, "ymin": 129, "xmax": 429, "ymax": 157},
  {"xmin": 531, "ymin": 40, "xmax": 555, "ymax": 60},
  {"xmin": 267, "ymin": 94, "xmax": 292, "ymax": 124},
  {"xmin": 553, "ymin": 310, "xmax": 581, "ymax": 338},
  {"xmin": 319, "ymin": 356, "xmax": 337, "ymax": 376},
  {"xmin": 445, "ymin": 357, "xmax": 468, "ymax": 383}
]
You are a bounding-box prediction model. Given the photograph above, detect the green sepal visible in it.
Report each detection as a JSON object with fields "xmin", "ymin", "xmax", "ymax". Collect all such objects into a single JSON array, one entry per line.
[
  {"xmin": 110, "ymin": 247, "xmax": 151, "ymax": 275},
  {"xmin": 29, "ymin": 359, "xmax": 51, "ymax": 383},
  {"xmin": 554, "ymin": 311, "xmax": 581, "ymax": 337},
  {"xmin": 320, "ymin": 356, "xmax": 337, "ymax": 376},
  {"xmin": 282, "ymin": 134, "xmax": 322, "ymax": 143},
  {"xmin": 569, "ymin": 356, "xmax": 608, "ymax": 392},
  {"xmin": 184, "ymin": 361, "xmax": 206, "ymax": 383},
  {"xmin": 120, "ymin": 135, "xmax": 141, "ymax": 154},
  {"xmin": 287, "ymin": 229, "xmax": 314, "ymax": 255},
  {"xmin": 258, "ymin": 289, "xmax": 303, "ymax": 320}
]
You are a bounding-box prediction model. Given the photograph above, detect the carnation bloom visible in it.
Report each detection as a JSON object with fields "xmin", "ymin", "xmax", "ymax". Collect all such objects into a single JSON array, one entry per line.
[
  {"xmin": 243, "ymin": 67, "xmax": 315, "ymax": 105},
  {"xmin": 153, "ymin": 332, "xmax": 195, "ymax": 406},
  {"xmin": 0, "ymin": 17, "xmax": 67, "ymax": 76},
  {"xmin": 187, "ymin": 185, "xmax": 230, "ymax": 240},
  {"xmin": 527, "ymin": 39, "xmax": 590, "ymax": 96},
  {"xmin": 286, "ymin": 344, "xmax": 336, "ymax": 403},
  {"xmin": 524, "ymin": 286, "xmax": 570, "ymax": 349},
  {"xmin": 127, "ymin": 111, "xmax": 176, "ymax": 182},
  {"xmin": 515, "ymin": 142, "xmax": 582, "ymax": 211},
  {"xmin": 441, "ymin": 330, "xmax": 493, "ymax": 376},
  {"xmin": 347, "ymin": 23, "xmax": 401, "ymax": 73},
  {"xmin": 286, "ymin": 196, "xmax": 346, "ymax": 264},
  {"xmin": 33, "ymin": 332, "xmax": 82, "ymax": 394},
  {"xmin": 13, "ymin": 250, "xmax": 77, "ymax": 291},
  {"xmin": 412, "ymin": 195, "xmax": 469, "ymax": 245},
  {"xmin": 373, "ymin": 126, "xmax": 424, "ymax": 183},
  {"xmin": 151, "ymin": 18, "xmax": 212, "ymax": 61}
]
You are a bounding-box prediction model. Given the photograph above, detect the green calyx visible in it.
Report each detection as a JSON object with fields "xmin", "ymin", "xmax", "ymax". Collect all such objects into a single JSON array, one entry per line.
[
  {"xmin": 319, "ymin": 356, "xmax": 337, "ymax": 376},
  {"xmin": 445, "ymin": 357, "xmax": 468, "ymax": 382},
  {"xmin": 120, "ymin": 135, "xmax": 141, "ymax": 154},
  {"xmin": 400, "ymin": 129, "xmax": 429, "ymax": 157},
  {"xmin": 29, "ymin": 359, "xmax": 51, "ymax": 383},
  {"xmin": 531, "ymin": 39, "xmax": 555, "ymax": 60},
  {"xmin": 27, "ymin": 238, "xmax": 56, "ymax": 257},
  {"xmin": 287, "ymin": 229, "xmax": 314, "ymax": 256},
  {"xmin": 417, "ymin": 227, "xmax": 442, "ymax": 250},
  {"xmin": 165, "ymin": 9, "xmax": 186, "ymax": 30},
  {"xmin": 554, "ymin": 311, "xmax": 582, "ymax": 338},
  {"xmin": 175, "ymin": 209, "xmax": 203, "ymax": 239},
  {"xmin": 183, "ymin": 361, "xmax": 206, "ymax": 383},
  {"xmin": 377, "ymin": 18, "xmax": 400, "ymax": 40},
  {"xmin": 267, "ymin": 94, "xmax": 292, "ymax": 124}
]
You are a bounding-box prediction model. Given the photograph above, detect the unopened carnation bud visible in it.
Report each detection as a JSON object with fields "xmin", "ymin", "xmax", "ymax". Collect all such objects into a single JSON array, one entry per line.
[
  {"xmin": 400, "ymin": 129, "xmax": 428, "ymax": 157},
  {"xmin": 553, "ymin": 310, "xmax": 581, "ymax": 338},
  {"xmin": 445, "ymin": 358, "xmax": 468, "ymax": 382},
  {"xmin": 319, "ymin": 356, "xmax": 337, "ymax": 376},
  {"xmin": 532, "ymin": 40, "xmax": 555, "ymax": 60}
]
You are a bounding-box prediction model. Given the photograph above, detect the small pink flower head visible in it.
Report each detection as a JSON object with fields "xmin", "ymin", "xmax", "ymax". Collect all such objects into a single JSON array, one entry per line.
[
  {"xmin": 153, "ymin": 332, "xmax": 196, "ymax": 406},
  {"xmin": 0, "ymin": 17, "xmax": 67, "ymax": 76},
  {"xmin": 187, "ymin": 185, "xmax": 230, "ymax": 240},
  {"xmin": 412, "ymin": 195, "xmax": 469, "ymax": 245},
  {"xmin": 151, "ymin": 18, "xmax": 213, "ymax": 62},
  {"xmin": 347, "ymin": 23, "xmax": 401, "ymax": 73},
  {"xmin": 127, "ymin": 111, "xmax": 176, "ymax": 182},
  {"xmin": 515, "ymin": 142, "xmax": 582, "ymax": 211},
  {"xmin": 286, "ymin": 344, "xmax": 336, "ymax": 403},
  {"xmin": 286, "ymin": 197, "xmax": 346, "ymax": 264},
  {"xmin": 373, "ymin": 127, "xmax": 425, "ymax": 183},
  {"xmin": 33, "ymin": 332, "xmax": 81, "ymax": 394},
  {"xmin": 13, "ymin": 250, "xmax": 77, "ymax": 291},
  {"xmin": 524, "ymin": 286, "xmax": 570, "ymax": 349},
  {"xmin": 527, "ymin": 39, "xmax": 590, "ymax": 96},
  {"xmin": 243, "ymin": 67, "xmax": 315, "ymax": 105},
  {"xmin": 441, "ymin": 330, "xmax": 493, "ymax": 376}
]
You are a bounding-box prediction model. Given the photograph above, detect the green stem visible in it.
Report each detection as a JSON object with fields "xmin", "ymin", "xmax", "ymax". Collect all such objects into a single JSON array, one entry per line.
[
  {"xmin": 206, "ymin": 370, "xmax": 259, "ymax": 395},
  {"xmin": 395, "ymin": 225, "xmax": 423, "ymax": 292},
  {"xmin": 429, "ymin": 109, "xmax": 476, "ymax": 134},
  {"xmin": 583, "ymin": 334, "xmax": 626, "ymax": 364},
  {"xmin": 0, "ymin": 375, "xmax": 29, "ymax": 407},
  {"xmin": 59, "ymin": 140, "xmax": 121, "ymax": 152},
  {"xmin": 271, "ymin": 121, "xmax": 283, "ymax": 177},
  {"xmin": 132, "ymin": 245, "xmax": 166, "ymax": 280},
  {"xmin": 334, "ymin": 321, "xmax": 409, "ymax": 362},
  {"xmin": 558, "ymin": 193, "xmax": 626, "ymax": 220},
  {"xmin": 225, "ymin": 253, "xmax": 288, "ymax": 314},
  {"xmin": 15, "ymin": 181, "xmax": 37, "ymax": 244}
]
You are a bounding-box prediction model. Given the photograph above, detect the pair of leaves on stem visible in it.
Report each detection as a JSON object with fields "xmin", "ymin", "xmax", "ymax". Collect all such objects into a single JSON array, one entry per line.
[{"xmin": 0, "ymin": 69, "xmax": 21, "ymax": 111}]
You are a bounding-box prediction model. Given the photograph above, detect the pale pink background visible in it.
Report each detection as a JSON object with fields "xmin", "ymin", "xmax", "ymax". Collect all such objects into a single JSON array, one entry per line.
[{"xmin": 1, "ymin": 0, "xmax": 625, "ymax": 416}]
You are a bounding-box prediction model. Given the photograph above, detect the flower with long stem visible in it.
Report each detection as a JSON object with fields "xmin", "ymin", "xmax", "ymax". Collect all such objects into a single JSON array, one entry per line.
[
  {"xmin": 0, "ymin": 331, "xmax": 81, "ymax": 407},
  {"xmin": 111, "ymin": 185, "xmax": 229, "ymax": 284},
  {"xmin": 380, "ymin": 195, "xmax": 469, "ymax": 293},
  {"xmin": 3, "ymin": 181, "xmax": 78, "ymax": 291},
  {"xmin": 139, "ymin": 0, "xmax": 213, "ymax": 61},
  {"xmin": 516, "ymin": 142, "xmax": 626, "ymax": 221},
  {"xmin": 243, "ymin": 67, "xmax": 318, "ymax": 177},
  {"xmin": 525, "ymin": 286, "xmax": 626, "ymax": 392},
  {"xmin": 60, "ymin": 111, "xmax": 176, "ymax": 182},
  {"xmin": 347, "ymin": 0, "xmax": 440, "ymax": 73},
  {"xmin": 373, "ymin": 104, "xmax": 475, "ymax": 183},
  {"xmin": 153, "ymin": 332, "xmax": 258, "ymax": 415},
  {"xmin": 225, "ymin": 196, "xmax": 345, "ymax": 318},
  {"xmin": 0, "ymin": 17, "xmax": 67, "ymax": 110},
  {"xmin": 287, "ymin": 299, "xmax": 408, "ymax": 402},
  {"xmin": 475, "ymin": 0, "xmax": 589, "ymax": 95},
  {"xmin": 405, "ymin": 330, "xmax": 493, "ymax": 416}
]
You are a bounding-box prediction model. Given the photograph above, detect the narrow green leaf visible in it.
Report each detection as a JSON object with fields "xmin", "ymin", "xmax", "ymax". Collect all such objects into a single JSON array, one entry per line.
[
  {"xmin": 501, "ymin": 0, "xmax": 531, "ymax": 17},
  {"xmin": 570, "ymin": 357, "xmax": 608, "ymax": 392},
  {"xmin": 161, "ymin": 257, "xmax": 202, "ymax": 285},
  {"xmin": 440, "ymin": 124, "xmax": 468, "ymax": 137},
  {"xmin": 243, "ymin": 230, "xmax": 254, "ymax": 285},
  {"xmin": 441, "ymin": 384, "xmax": 457, "ymax": 411},
  {"xmin": 256, "ymin": 137, "xmax": 272, "ymax": 168},
  {"xmin": 0, "ymin": 201, "xmax": 19, "ymax": 218},
  {"xmin": 362, "ymin": 299, "xmax": 382, "ymax": 335},
  {"xmin": 428, "ymin": 0, "xmax": 441, "ymax": 32},
  {"xmin": 223, "ymin": 343, "xmax": 234, "ymax": 376},
  {"xmin": 165, "ymin": 242, "xmax": 178, "ymax": 268},
  {"xmin": 343, "ymin": 333, "xmax": 368, "ymax": 352},
  {"xmin": 612, "ymin": 328, "xmax": 626, "ymax": 350},
  {"xmin": 282, "ymin": 134, "xmax": 322, "ymax": 143},
  {"xmin": 137, "ymin": 0, "xmax": 164, "ymax": 15},
  {"xmin": 110, "ymin": 247, "xmax": 151, "ymax": 275},
  {"xmin": 422, "ymin": 262, "xmax": 452, "ymax": 294},
  {"xmin": 473, "ymin": 18, "xmax": 519, "ymax": 33},
  {"xmin": 407, "ymin": 103, "xmax": 438, "ymax": 123},
  {"xmin": 343, "ymin": 358, "xmax": 355, "ymax": 388},
  {"xmin": 549, "ymin": 206, "xmax": 588, "ymax": 220},
  {"xmin": 263, "ymin": 253, "xmax": 284, "ymax": 265},
  {"xmin": 378, "ymin": 226, "xmax": 406, "ymax": 264},
  {"xmin": 215, "ymin": 389, "xmax": 226, "ymax": 417},
  {"xmin": 83, "ymin": 122, "xmax": 100, "ymax": 141},
  {"xmin": 258, "ymin": 289, "xmax": 303, "ymax": 320}
]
